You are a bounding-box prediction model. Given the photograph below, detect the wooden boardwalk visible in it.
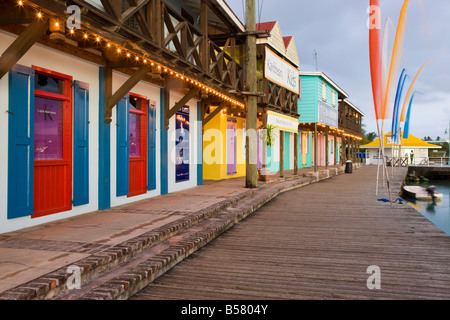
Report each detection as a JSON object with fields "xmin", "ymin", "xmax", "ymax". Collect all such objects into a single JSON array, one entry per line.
[{"xmin": 132, "ymin": 166, "xmax": 450, "ymax": 300}]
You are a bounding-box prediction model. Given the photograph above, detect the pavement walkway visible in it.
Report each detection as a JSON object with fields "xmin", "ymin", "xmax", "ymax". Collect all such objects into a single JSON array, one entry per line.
[{"xmin": 0, "ymin": 165, "xmax": 349, "ymax": 299}]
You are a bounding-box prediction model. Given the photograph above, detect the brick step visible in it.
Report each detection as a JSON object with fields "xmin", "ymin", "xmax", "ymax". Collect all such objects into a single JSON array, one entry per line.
[
  {"xmin": 0, "ymin": 168, "xmax": 342, "ymax": 300},
  {"xmin": 0, "ymin": 190, "xmax": 257, "ymax": 300}
]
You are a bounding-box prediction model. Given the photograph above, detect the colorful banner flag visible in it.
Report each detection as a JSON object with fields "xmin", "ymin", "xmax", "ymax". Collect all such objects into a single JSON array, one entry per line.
[
  {"xmin": 382, "ymin": 0, "xmax": 410, "ymax": 120},
  {"xmin": 400, "ymin": 61, "xmax": 427, "ymax": 122},
  {"xmin": 391, "ymin": 68, "xmax": 407, "ymax": 142},
  {"xmin": 403, "ymin": 92, "xmax": 419, "ymax": 139},
  {"xmin": 369, "ymin": 0, "xmax": 382, "ymax": 120}
]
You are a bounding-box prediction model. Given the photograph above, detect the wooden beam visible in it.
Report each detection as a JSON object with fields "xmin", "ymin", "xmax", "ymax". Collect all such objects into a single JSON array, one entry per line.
[
  {"xmin": 100, "ymin": 0, "xmax": 121, "ymax": 20},
  {"xmin": 104, "ymin": 66, "xmax": 113, "ymax": 123},
  {"xmin": 106, "ymin": 64, "xmax": 152, "ymax": 115},
  {"xmin": 167, "ymin": 87, "xmax": 200, "ymax": 120},
  {"xmin": 0, "ymin": 17, "xmax": 48, "ymax": 80},
  {"xmin": 164, "ymin": 79, "xmax": 170, "ymax": 130},
  {"xmin": 200, "ymin": 0, "xmax": 209, "ymax": 73},
  {"xmin": 325, "ymin": 127, "xmax": 329, "ymax": 169},
  {"xmin": 203, "ymin": 103, "xmax": 227, "ymax": 127},
  {"xmin": 0, "ymin": 3, "xmax": 35, "ymax": 25}
]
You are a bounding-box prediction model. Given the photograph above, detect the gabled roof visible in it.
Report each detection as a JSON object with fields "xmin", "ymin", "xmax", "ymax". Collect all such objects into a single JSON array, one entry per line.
[
  {"xmin": 256, "ymin": 21, "xmax": 299, "ymax": 67},
  {"xmin": 282, "ymin": 36, "xmax": 293, "ymax": 48},
  {"xmin": 256, "ymin": 21, "xmax": 277, "ymax": 32},
  {"xmin": 361, "ymin": 132, "xmax": 442, "ymax": 149}
]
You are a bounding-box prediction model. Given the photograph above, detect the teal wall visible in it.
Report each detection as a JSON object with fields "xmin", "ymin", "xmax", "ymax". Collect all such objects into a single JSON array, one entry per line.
[
  {"xmin": 297, "ymin": 131, "xmax": 313, "ymax": 168},
  {"xmin": 284, "ymin": 131, "xmax": 290, "ymax": 170},
  {"xmin": 298, "ymin": 76, "xmax": 318, "ymax": 123},
  {"xmin": 267, "ymin": 143, "xmax": 279, "ymax": 173},
  {"xmin": 298, "ymin": 75, "xmax": 339, "ymax": 124}
]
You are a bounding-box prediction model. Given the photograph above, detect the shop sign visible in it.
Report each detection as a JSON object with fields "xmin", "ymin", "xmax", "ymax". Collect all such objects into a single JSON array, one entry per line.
[
  {"xmin": 318, "ymin": 100, "xmax": 338, "ymax": 128},
  {"xmin": 266, "ymin": 110, "xmax": 298, "ymax": 134},
  {"xmin": 265, "ymin": 47, "xmax": 300, "ymax": 94}
]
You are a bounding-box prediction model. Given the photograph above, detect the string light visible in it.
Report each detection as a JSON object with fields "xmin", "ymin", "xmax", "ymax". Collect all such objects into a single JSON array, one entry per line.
[{"xmin": 18, "ymin": 0, "xmax": 246, "ymax": 109}]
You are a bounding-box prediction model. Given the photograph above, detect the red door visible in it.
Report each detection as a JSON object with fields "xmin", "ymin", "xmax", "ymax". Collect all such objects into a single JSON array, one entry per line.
[
  {"xmin": 128, "ymin": 94, "xmax": 147, "ymax": 197},
  {"xmin": 32, "ymin": 66, "xmax": 72, "ymax": 217}
]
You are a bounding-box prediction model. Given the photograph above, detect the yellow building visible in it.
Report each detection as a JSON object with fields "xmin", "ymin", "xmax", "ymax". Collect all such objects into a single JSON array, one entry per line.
[
  {"xmin": 203, "ymin": 107, "xmax": 247, "ymax": 180},
  {"xmin": 361, "ymin": 132, "xmax": 441, "ymax": 165}
]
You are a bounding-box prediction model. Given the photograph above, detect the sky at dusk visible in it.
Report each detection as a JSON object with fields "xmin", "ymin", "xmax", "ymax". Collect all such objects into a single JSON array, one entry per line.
[{"xmin": 226, "ymin": 0, "xmax": 450, "ymax": 141}]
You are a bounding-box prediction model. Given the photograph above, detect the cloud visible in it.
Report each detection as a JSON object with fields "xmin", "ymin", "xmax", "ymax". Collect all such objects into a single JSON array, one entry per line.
[{"xmin": 225, "ymin": 0, "xmax": 450, "ymax": 139}]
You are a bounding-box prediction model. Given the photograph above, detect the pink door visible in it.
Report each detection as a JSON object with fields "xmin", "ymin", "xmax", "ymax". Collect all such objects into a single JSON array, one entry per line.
[{"xmin": 227, "ymin": 118, "xmax": 237, "ymax": 175}]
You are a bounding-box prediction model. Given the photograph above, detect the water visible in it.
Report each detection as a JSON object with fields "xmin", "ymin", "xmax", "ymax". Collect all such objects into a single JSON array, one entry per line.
[{"xmin": 404, "ymin": 180, "xmax": 450, "ymax": 235}]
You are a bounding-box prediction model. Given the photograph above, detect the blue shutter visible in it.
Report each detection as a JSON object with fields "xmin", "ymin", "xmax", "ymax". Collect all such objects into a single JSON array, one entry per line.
[
  {"xmin": 73, "ymin": 81, "xmax": 89, "ymax": 206},
  {"xmin": 116, "ymin": 95, "xmax": 129, "ymax": 197},
  {"xmin": 147, "ymin": 100, "xmax": 156, "ymax": 191},
  {"xmin": 8, "ymin": 65, "xmax": 35, "ymax": 219}
]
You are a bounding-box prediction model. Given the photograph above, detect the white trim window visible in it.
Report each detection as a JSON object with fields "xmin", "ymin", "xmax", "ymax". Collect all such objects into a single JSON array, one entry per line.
[{"xmin": 322, "ymin": 81, "xmax": 326, "ymax": 102}]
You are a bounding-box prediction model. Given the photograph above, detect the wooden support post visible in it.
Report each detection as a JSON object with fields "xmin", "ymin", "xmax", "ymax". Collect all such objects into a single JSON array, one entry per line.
[
  {"xmin": 280, "ymin": 131, "xmax": 284, "ymax": 178},
  {"xmin": 325, "ymin": 127, "xmax": 329, "ymax": 169},
  {"xmin": 334, "ymin": 133, "xmax": 338, "ymax": 165},
  {"xmin": 245, "ymin": 0, "xmax": 258, "ymax": 188},
  {"xmin": 164, "ymin": 79, "xmax": 170, "ymax": 130},
  {"xmin": 259, "ymin": 110, "xmax": 268, "ymax": 181},
  {"xmin": 154, "ymin": 0, "xmax": 163, "ymax": 46},
  {"xmin": 104, "ymin": 66, "xmax": 113, "ymax": 123},
  {"xmin": 200, "ymin": 0, "xmax": 209, "ymax": 72},
  {"xmin": 294, "ymin": 132, "xmax": 298, "ymax": 175},
  {"xmin": 314, "ymin": 123, "xmax": 318, "ymax": 172},
  {"xmin": 0, "ymin": 17, "xmax": 49, "ymax": 80}
]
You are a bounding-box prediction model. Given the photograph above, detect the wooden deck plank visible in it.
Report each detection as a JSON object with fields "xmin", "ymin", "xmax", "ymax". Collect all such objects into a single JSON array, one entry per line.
[{"xmin": 132, "ymin": 166, "xmax": 450, "ymax": 300}]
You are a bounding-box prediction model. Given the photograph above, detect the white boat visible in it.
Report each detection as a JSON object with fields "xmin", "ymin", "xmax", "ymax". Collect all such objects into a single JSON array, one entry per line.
[{"xmin": 402, "ymin": 185, "xmax": 443, "ymax": 200}]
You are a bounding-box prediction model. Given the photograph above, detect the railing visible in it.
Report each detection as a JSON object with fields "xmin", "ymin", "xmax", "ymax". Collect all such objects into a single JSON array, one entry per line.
[
  {"xmin": 67, "ymin": 0, "xmax": 245, "ymax": 92},
  {"xmin": 338, "ymin": 117, "xmax": 361, "ymax": 136},
  {"xmin": 162, "ymin": 3, "xmax": 244, "ymax": 91},
  {"xmin": 258, "ymin": 78, "xmax": 299, "ymax": 116},
  {"xmin": 386, "ymin": 157, "xmax": 450, "ymax": 167}
]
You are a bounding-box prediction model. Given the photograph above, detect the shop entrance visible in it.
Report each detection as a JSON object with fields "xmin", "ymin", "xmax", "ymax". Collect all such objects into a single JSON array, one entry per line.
[
  {"xmin": 32, "ymin": 67, "xmax": 72, "ymax": 217},
  {"xmin": 128, "ymin": 94, "xmax": 148, "ymax": 197},
  {"xmin": 227, "ymin": 118, "xmax": 237, "ymax": 175}
]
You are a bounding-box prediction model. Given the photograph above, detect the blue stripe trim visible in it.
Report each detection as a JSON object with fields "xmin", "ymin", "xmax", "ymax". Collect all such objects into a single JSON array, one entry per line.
[
  {"xmin": 197, "ymin": 101, "xmax": 203, "ymax": 186},
  {"xmin": 98, "ymin": 67, "xmax": 111, "ymax": 210},
  {"xmin": 160, "ymin": 88, "xmax": 168, "ymax": 195}
]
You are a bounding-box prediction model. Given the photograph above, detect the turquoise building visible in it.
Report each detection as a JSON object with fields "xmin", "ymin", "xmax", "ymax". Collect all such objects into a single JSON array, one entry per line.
[{"xmin": 297, "ymin": 72, "xmax": 349, "ymax": 170}]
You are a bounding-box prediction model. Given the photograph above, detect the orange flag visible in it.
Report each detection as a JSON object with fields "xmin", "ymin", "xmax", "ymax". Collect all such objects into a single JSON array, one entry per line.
[
  {"xmin": 400, "ymin": 61, "xmax": 427, "ymax": 122},
  {"xmin": 382, "ymin": 0, "xmax": 410, "ymax": 120},
  {"xmin": 369, "ymin": 0, "xmax": 382, "ymax": 120}
]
